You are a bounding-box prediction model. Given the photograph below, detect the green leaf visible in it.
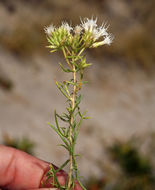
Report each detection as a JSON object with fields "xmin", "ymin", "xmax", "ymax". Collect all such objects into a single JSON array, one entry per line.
[
  {"xmin": 73, "ymin": 111, "xmax": 87, "ymax": 143},
  {"xmin": 76, "ymin": 95, "xmax": 82, "ymax": 105},
  {"xmin": 83, "ymin": 116, "xmax": 91, "ymax": 119},
  {"xmin": 56, "ymin": 114, "xmax": 69, "ymax": 122},
  {"xmin": 49, "ymin": 164, "xmax": 61, "ymax": 189},
  {"xmin": 77, "ymin": 178, "xmax": 87, "ymax": 190},
  {"xmin": 82, "ymin": 81, "xmax": 89, "ymax": 84},
  {"xmin": 59, "ymin": 63, "xmax": 72, "ymax": 73},
  {"xmin": 56, "ymin": 159, "xmax": 70, "ymax": 172},
  {"xmin": 71, "ymin": 120, "xmax": 76, "ymax": 130},
  {"xmin": 55, "ymin": 81, "xmax": 71, "ymax": 100},
  {"xmin": 54, "ymin": 110, "xmax": 63, "ymax": 134},
  {"xmin": 58, "ymin": 144, "xmax": 70, "ymax": 151},
  {"xmin": 78, "ymin": 107, "xmax": 82, "ymax": 117},
  {"xmin": 71, "ymin": 61, "xmax": 79, "ymax": 68},
  {"xmin": 48, "ymin": 122, "xmax": 70, "ymax": 148},
  {"xmin": 62, "ymin": 112, "xmax": 70, "ymax": 120},
  {"xmin": 66, "ymin": 55, "xmax": 78, "ymax": 59},
  {"xmin": 75, "ymin": 154, "xmax": 81, "ymax": 157},
  {"xmin": 82, "ymin": 63, "xmax": 92, "ymax": 69},
  {"xmin": 65, "ymin": 81, "xmax": 77, "ymax": 86},
  {"xmin": 64, "ymin": 84, "xmax": 71, "ymax": 97},
  {"xmin": 50, "ymin": 49, "xmax": 58, "ymax": 53}
]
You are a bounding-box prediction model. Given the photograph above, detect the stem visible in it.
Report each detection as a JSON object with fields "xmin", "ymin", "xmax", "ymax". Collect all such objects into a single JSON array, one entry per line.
[
  {"xmin": 68, "ymin": 64, "xmax": 76, "ymax": 189},
  {"xmin": 62, "ymin": 47, "xmax": 72, "ymax": 70}
]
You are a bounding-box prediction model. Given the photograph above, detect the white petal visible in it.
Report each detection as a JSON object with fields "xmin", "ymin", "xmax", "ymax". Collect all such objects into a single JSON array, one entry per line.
[
  {"xmin": 44, "ymin": 25, "xmax": 55, "ymax": 35},
  {"xmin": 61, "ymin": 22, "xmax": 73, "ymax": 33},
  {"xmin": 103, "ymin": 34, "xmax": 114, "ymax": 45}
]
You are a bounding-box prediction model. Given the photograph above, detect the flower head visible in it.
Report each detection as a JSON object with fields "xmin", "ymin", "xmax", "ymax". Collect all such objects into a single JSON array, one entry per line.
[
  {"xmin": 97, "ymin": 22, "xmax": 109, "ymax": 37},
  {"xmin": 60, "ymin": 22, "xmax": 73, "ymax": 33},
  {"xmin": 103, "ymin": 34, "xmax": 114, "ymax": 45},
  {"xmin": 45, "ymin": 17, "xmax": 113, "ymax": 51},
  {"xmin": 80, "ymin": 17, "xmax": 112, "ymax": 41},
  {"xmin": 91, "ymin": 25, "xmax": 108, "ymax": 40},
  {"xmin": 81, "ymin": 17, "xmax": 97, "ymax": 33},
  {"xmin": 44, "ymin": 24, "xmax": 55, "ymax": 36},
  {"xmin": 74, "ymin": 25, "xmax": 82, "ymax": 35},
  {"xmin": 91, "ymin": 33, "xmax": 114, "ymax": 48},
  {"xmin": 80, "ymin": 17, "xmax": 113, "ymax": 47}
]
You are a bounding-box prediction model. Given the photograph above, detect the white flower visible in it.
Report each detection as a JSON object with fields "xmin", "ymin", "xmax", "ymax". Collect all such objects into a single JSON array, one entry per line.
[
  {"xmin": 74, "ymin": 25, "xmax": 82, "ymax": 34},
  {"xmin": 81, "ymin": 18, "xmax": 110, "ymax": 41},
  {"xmin": 92, "ymin": 28, "xmax": 106, "ymax": 40},
  {"xmin": 81, "ymin": 17, "xmax": 97, "ymax": 33},
  {"xmin": 44, "ymin": 24, "xmax": 55, "ymax": 36},
  {"xmin": 102, "ymin": 34, "xmax": 114, "ymax": 45},
  {"xmin": 45, "ymin": 18, "xmax": 113, "ymax": 49},
  {"xmin": 91, "ymin": 34, "xmax": 114, "ymax": 48},
  {"xmin": 97, "ymin": 22, "xmax": 109, "ymax": 36},
  {"xmin": 61, "ymin": 22, "xmax": 73, "ymax": 33}
]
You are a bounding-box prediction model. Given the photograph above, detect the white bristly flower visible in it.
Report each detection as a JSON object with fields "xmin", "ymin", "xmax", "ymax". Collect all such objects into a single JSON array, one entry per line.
[
  {"xmin": 103, "ymin": 34, "xmax": 114, "ymax": 45},
  {"xmin": 61, "ymin": 22, "xmax": 73, "ymax": 33},
  {"xmin": 91, "ymin": 34, "xmax": 114, "ymax": 48},
  {"xmin": 81, "ymin": 17, "xmax": 97, "ymax": 33},
  {"xmin": 44, "ymin": 24, "xmax": 55, "ymax": 36},
  {"xmin": 81, "ymin": 18, "xmax": 110, "ymax": 41},
  {"xmin": 45, "ymin": 17, "xmax": 113, "ymax": 49},
  {"xmin": 92, "ymin": 27, "xmax": 107, "ymax": 40},
  {"xmin": 74, "ymin": 25, "xmax": 82, "ymax": 34},
  {"xmin": 97, "ymin": 22, "xmax": 109, "ymax": 37}
]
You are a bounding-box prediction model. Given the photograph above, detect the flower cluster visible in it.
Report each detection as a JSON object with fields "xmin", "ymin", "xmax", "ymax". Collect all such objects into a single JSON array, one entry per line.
[{"xmin": 45, "ymin": 17, "xmax": 113, "ymax": 52}]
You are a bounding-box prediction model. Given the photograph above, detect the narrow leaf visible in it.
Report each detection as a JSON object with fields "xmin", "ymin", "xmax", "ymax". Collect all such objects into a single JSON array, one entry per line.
[
  {"xmin": 56, "ymin": 159, "xmax": 70, "ymax": 172},
  {"xmin": 55, "ymin": 81, "xmax": 71, "ymax": 99},
  {"xmin": 59, "ymin": 62, "xmax": 72, "ymax": 73},
  {"xmin": 48, "ymin": 123, "xmax": 70, "ymax": 148}
]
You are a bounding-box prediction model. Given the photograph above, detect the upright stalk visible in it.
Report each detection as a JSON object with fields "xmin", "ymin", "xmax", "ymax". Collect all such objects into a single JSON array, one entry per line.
[{"xmin": 68, "ymin": 64, "xmax": 76, "ymax": 189}]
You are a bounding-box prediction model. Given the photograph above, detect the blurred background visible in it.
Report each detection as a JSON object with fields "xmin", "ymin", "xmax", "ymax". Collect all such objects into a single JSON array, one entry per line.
[{"xmin": 0, "ymin": 0, "xmax": 155, "ymax": 189}]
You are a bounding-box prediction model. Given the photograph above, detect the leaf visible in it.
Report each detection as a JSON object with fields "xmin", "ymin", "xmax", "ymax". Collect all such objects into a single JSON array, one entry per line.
[
  {"xmin": 65, "ymin": 81, "xmax": 77, "ymax": 86},
  {"xmin": 56, "ymin": 159, "xmax": 70, "ymax": 172},
  {"xmin": 71, "ymin": 61, "xmax": 78, "ymax": 68},
  {"xmin": 48, "ymin": 122, "xmax": 70, "ymax": 148},
  {"xmin": 59, "ymin": 63, "xmax": 72, "ymax": 73},
  {"xmin": 82, "ymin": 81, "xmax": 89, "ymax": 84},
  {"xmin": 77, "ymin": 178, "xmax": 87, "ymax": 190},
  {"xmin": 64, "ymin": 84, "xmax": 71, "ymax": 97},
  {"xmin": 76, "ymin": 95, "xmax": 82, "ymax": 105},
  {"xmin": 54, "ymin": 110, "xmax": 63, "ymax": 134},
  {"xmin": 62, "ymin": 112, "xmax": 70, "ymax": 120},
  {"xmin": 82, "ymin": 63, "xmax": 92, "ymax": 69},
  {"xmin": 78, "ymin": 107, "xmax": 82, "ymax": 117},
  {"xmin": 83, "ymin": 116, "xmax": 91, "ymax": 119},
  {"xmin": 75, "ymin": 154, "xmax": 81, "ymax": 157},
  {"xmin": 73, "ymin": 111, "xmax": 87, "ymax": 143},
  {"xmin": 72, "ymin": 95, "xmax": 82, "ymax": 114},
  {"xmin": 55, "ymin": 80, "xmax": 71, "ymax": 100},
  {"xmin": 50, "ymin": 49, "xmax": 58, "ymax": 53},
  {"xmin": 56, "ymin": 114, "xmax": 69, "ymax": 122},
  {"xmin": 66, "ymin": 55, "xmax": 79, "ymax": 59},
  {"xmin": 58, "ymin": 144, "xmax": 70, "ymax": 152},
  {"xmin": 49, "ymin": 164, "xmax": 61, "ymax": 188}
]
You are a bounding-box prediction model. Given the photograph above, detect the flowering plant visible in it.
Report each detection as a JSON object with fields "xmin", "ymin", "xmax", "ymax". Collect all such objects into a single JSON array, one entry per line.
[{"xmin": 44, "ymin": 17, "xmax": 113, "ymax": 190}]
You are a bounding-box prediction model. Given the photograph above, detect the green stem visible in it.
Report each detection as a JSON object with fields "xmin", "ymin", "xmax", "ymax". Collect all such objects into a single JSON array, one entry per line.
[
  {"xmin": 62, "ymin": 48, "xmax": 72, "ymax": 70},
  {"xmin": 68, "ymin": 64, "xmax": 76, "ymax": 189}
]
